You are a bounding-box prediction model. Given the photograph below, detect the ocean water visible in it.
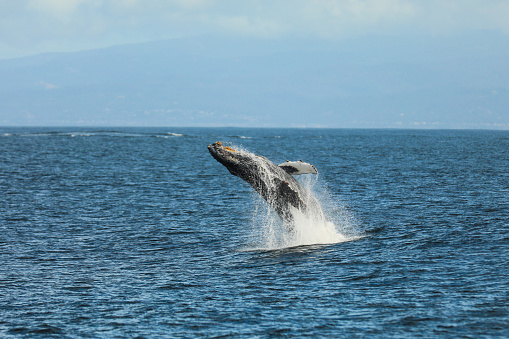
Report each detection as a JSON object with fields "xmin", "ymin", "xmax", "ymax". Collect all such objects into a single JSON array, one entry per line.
[{"xmin": 0, "ymin": 127, "xmax": 508, "ymax": 338}]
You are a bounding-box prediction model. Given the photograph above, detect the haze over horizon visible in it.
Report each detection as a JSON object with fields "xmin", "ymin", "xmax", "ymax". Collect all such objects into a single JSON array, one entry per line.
[{"xmin": 1, "ymin": 0, "xmax": 508, "ymax": 128}]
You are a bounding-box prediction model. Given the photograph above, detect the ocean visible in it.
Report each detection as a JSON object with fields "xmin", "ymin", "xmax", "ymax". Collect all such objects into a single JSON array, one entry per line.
[{"xmin": 1, "ymin": 127, "xmax": 508, "ymax": 337}]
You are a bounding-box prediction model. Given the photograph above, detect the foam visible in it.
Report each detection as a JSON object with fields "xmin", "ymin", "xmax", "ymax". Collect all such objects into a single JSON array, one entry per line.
[{"xmin": 239, "ymin": 149, "xmax": 360, "ymax": 250}]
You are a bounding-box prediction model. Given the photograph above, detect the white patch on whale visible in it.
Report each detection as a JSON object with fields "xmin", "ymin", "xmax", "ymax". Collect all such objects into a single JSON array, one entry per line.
[{"xmin": 278, "ymin": 160, "xmax": 318, "ymax": 175}]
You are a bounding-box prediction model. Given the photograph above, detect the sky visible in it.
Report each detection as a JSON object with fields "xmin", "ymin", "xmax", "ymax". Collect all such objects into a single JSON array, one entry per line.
[{"xmin": 1, "ymin": 0, "xmax": 509, "ymax": 59}]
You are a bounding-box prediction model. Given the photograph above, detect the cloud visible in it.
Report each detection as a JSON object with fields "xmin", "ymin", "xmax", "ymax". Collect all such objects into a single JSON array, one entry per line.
[
  {"xmin": 1, "ymin": 0, "xmax": 509, "ymax": 58},
  {"xmin": 37, "ymin": 80, "xmax": 58, "ymax": 89},
  {"xmin": 286, "ymin": 0, "xmax": 418, "ymax": 37},
  {"xmin": 27, "ymin": 0, "xmax": 87, "ymax": 22}
]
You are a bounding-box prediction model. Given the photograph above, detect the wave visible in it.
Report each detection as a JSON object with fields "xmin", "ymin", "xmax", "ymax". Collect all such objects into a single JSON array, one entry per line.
[
  {"xmin": 2, "ymin": 131, "xmax": 187, "ymax": 138},
  {"xmin": 227, "ymin": 135, "xmax": 253, "ymax": 139}
]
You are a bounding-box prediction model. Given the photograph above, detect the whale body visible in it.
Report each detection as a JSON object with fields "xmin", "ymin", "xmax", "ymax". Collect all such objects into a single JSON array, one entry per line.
[{"xmin": 208, "ymin": 141, "xmax": 323, "ymax": 224}]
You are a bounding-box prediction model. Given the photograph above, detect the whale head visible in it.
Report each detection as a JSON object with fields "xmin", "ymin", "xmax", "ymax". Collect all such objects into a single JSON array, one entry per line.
[
  {"xmin": 208, "ymin": 141, "xmax": 262, "ymax": 179},
  {"xmin": 208, "ymin": 141, "xmax": 241, "ymax": 173}
]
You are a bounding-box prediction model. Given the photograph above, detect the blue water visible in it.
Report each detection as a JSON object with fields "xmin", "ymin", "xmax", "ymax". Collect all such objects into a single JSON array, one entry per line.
[{"xmin": 1, "ymin": 127, "xmax": 508, "ymax": 337}]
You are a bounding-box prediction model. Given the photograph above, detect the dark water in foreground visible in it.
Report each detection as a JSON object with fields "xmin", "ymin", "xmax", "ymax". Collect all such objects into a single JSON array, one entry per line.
[{"xmin": 1, "ymin": 127, "xmax": 508, "ymax": 338}]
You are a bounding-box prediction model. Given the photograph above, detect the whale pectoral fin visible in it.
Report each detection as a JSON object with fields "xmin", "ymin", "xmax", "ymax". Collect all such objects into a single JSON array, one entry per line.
[
  {"xmin": 278, "ymin": 165, "xmax": 299, "ymax": 175},
  {"xmin": 278, "ymin": 161, "xmax": 318, "ymax": 175}
]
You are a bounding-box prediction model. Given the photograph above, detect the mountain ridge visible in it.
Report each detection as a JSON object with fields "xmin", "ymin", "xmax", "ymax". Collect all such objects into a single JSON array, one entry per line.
[{"xmin": 1, "ymin": 35, "xmax": 508, "ymax": 128}]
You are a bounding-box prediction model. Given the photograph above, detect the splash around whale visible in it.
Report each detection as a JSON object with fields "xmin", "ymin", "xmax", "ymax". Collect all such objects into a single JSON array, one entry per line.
[{"xmin": 208, "ymin": 141, "xmax": 355, "ymax": 248}]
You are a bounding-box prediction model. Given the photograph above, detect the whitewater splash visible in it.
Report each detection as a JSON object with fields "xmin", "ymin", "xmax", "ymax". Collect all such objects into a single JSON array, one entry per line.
[
  {"xmin": 208, "ymin": 141, "xmax": 360, "ymax": 250},
  {"xmin": 248, "ymin": 172, "xmax": 359, "ymax": 250},
  {"xmin": 230, "ymin": 145, "xmax": 358, "ymax": 249}
]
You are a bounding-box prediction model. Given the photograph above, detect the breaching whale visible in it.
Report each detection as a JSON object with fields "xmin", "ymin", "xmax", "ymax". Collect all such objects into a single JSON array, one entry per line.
[{"xmin": 208, "ymin": 141, "xmax": 323, "ymax": 224}]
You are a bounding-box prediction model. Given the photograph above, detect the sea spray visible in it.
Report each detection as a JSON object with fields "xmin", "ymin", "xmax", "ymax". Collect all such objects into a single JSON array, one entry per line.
[
  {"xmin": 246, "ymin": 154, "xmax": 359, "ymax": 250},
  {"xmin": 300, "ymin": 173, "xmax": 361, "ymax": 239},
  {"xmin": 213, "ymin": 142, "xmax": 360, "ymax": 249}
]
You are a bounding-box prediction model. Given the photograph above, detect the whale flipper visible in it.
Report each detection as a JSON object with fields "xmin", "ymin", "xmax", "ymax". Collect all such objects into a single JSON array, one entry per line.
[{"xmin": 278, "ymin": 160, "xmax": 318, "ymax": 175}]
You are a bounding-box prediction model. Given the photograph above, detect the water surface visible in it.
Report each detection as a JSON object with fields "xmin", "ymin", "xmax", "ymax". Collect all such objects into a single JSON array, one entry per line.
[{"xmin": 1, "ymin": 128, "xmax": 508, "ymax": 337}]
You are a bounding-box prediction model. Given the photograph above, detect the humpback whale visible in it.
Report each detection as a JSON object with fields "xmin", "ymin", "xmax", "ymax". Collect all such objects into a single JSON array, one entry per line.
[{"xmin": 208, "ymin": 141, "xmax": 323, "ymax": 224}]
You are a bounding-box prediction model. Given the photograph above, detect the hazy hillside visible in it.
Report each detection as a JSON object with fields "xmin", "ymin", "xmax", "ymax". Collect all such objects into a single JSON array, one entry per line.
[{"xmin": 1, "ymin": 34, "xmax": 508, "ymax": 128}]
